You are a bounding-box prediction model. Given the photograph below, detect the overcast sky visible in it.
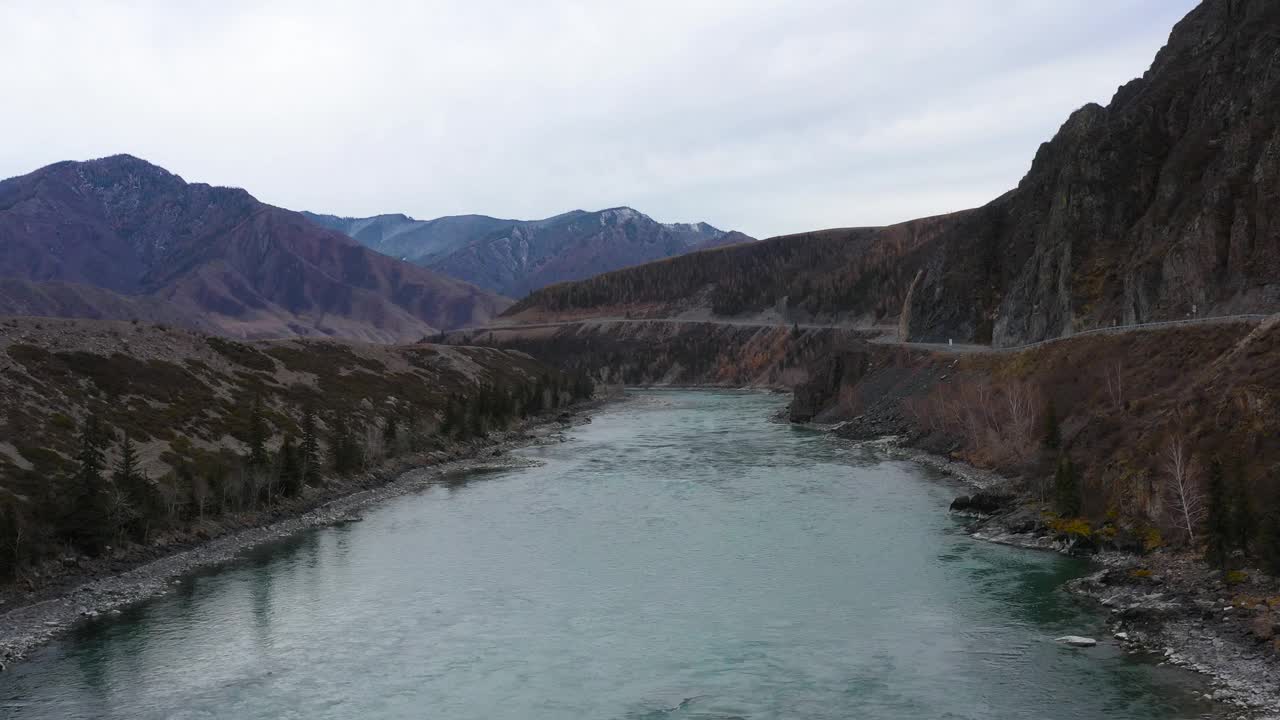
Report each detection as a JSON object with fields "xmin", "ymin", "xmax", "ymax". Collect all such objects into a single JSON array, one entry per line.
[{"xmin": 2, "ymin": 0, "xmax": 1199, "ymax": 238}]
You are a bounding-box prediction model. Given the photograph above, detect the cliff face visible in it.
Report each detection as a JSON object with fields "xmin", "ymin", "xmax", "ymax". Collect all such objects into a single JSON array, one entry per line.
[
  {"xmin": 908, "ymin": 0, "xmax": 1280, "ymax": 345},
  {"xmin": 508, "ymin": 0, "xmax": 1279, "ymax": 347}
]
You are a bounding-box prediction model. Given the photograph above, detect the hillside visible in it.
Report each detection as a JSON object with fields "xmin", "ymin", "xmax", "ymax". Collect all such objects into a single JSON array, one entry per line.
[
  {"xmin": 0, "ymin": 156, "xmax": 511, "ymax": 342},
  {"xmin": 307, "ymin": 207, "xmax": 755, "ymax": 298},
  {"xmin": 0, "ymin": 316, "xmax": 591, "ymax": 581},
  {"xmin": 509, "ymin": 0, "xmax": 1279, "ymax": 347}
]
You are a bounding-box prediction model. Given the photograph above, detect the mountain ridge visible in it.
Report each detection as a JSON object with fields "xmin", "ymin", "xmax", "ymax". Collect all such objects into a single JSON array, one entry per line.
[
  {"xmin": 0, "ymin": 155, "xmax": 511, "ymax": 342},
  {"xmin": 305, "ymin": 205, "xmax": 755, "ymax": 298}
]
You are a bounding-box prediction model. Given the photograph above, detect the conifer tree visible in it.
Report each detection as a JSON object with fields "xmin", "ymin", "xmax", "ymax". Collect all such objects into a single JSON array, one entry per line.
[
  {"xmin": 1203, "ymin": 458, "xmax": 1231, "ymax": 570},
  {"xmin": 278, "ymin": 435, "xmax": 303, "ymax": 498},
  {"xmin": 1261, "ymin": 473, "xmax": 1280, "ymax": 576},
  {"xmin": 1043, "ymin": 399, "xmax": 1061, "ymax": 451},
  {"xmin": 468, "ymin": 398, "xmax": 485, "ymax": 438},
  {"xmin": 246, "ymin": 396, "xmax": 270, "ymax": 470},
  {"xmin": 68, "ymin": 412, "xmax": 111, "ymax": 551},
  {"xmin": 111, "ymin": 429, "xmax": 156, "ymax": 541},
  {"xmin": 1229, "ymin": 465, "xmax": 1256, "ymax": 555},
  {"xmin": 300, "ymin": 406, "xmax": 321, "ymax": 486},
  {"xmin": 441, "ymin": 396, "xmax": 463, "ymax": 437},
  {"xmin": 330, "ymin": 414, "xmax": 360, "ymax": 475},
  {"xmin": 403, "ymin": 404, "xmax": 421, "ymax": 452},
  {"xmin": 382, "ymin": 414, "xmax": 398, "ymax": 457},
  {"xmin": 1053, "ymin": 454, "xmax": 1081, "ymax": 517},
  {"xmin": 113, "ymin": 431, "xmax": 142, "ymax": 489},
  {"xmin": 1261, "ymin": 507, "xmax": 1280, "ymax": 577}
]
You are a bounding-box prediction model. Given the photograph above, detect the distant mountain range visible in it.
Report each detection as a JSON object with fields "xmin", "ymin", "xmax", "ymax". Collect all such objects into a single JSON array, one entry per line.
[
  {"xmin": 0, "ymin": 155, "xmax": 509, "ymax": 342},
  {"xmin": 303, "ymin": 208, "xmax": 754, "ymax": 298}
]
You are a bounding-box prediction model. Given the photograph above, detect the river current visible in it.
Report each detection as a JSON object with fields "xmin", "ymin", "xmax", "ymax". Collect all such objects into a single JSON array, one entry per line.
[{"xmin": 0, "ymin": 391, "xmax": 1213, "ymax": 719}]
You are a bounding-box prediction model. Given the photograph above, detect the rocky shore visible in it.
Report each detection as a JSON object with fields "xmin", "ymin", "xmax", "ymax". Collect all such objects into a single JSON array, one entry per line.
[
  {"xmin": 0, "ymin": 402, "xmax": 606, "ymax": 669},
  {"xmin": 892, "ymin": 439, "xmax": 1280, "ymax": 718}
]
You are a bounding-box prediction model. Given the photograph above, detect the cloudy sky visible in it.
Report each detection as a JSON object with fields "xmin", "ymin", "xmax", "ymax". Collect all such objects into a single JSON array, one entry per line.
[{"xmin": 2, "ymin": 0, "xmax": 1199, "ymax": 238}]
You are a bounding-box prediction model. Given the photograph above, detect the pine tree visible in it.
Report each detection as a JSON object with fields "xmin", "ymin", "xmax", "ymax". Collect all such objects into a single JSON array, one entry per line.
[
  {"xmin": 68, "ymin": 412, "xmax": 111, "ymax": 552},
  {"xmin": 1053, "ymin": 454, "xmax": 1081, "ymax": 517},
  {"xmin": 1043, "ymin": 399, "xmax": 1061, "ymax": 451},
  {"xmin": 1203, "ymin": 458, "xmax": 1231, "ymax": 570},
  {"xmin": 522, "ymin": 385, "xmax": 541, "ymax": 417},
  {"xmin": 403, "ymin": 404, "xmax": 421, "ymax": 452},
  {"xmin": 468, "ymin": 398, "xmax": 485, "ymax": 438},
  {"xmin": 1229, "ymin": 465, "xmax": 1256, "ymax": 555},
  {"xmin": 1262, "ymin": 504, "xmax": 1280, "ymax": 577},
  {"xmin": 1261, "ymin": 473, "xmax": 1280, "ymax": 576},
  {"xmin": 382, "ymin": 414, "xmax": 398, "ymax": 457},
  {"xmin": 113, "ymin": 431, "xmax": 162, "ymax": 541},
  {"xmin": 572, "ymin": 370, "xmax": 594, "ymax": 400},
  {"xmin": 113, "ymin": 431, "xmax": 141, "ymax": 489},
  {"xmin": 246, "ymin": 396, "xmax": 270, "ymax": 470},
  {"xmin": 330, "ymin": 414, "xmax": 360, "ymax": 475},
  {"xmin": 440, "ymin": 396, "xmax": 461, "ymax": 437},
  {"xmin": 278, "ymin": 435, "xmax": 303, "ymax": 498},
  {"xmin": 300, "ymin": 406, "xmax": 321, "ymax": 486}
]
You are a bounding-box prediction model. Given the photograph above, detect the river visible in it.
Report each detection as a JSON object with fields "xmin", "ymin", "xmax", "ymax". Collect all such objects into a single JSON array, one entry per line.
[{"xmin": 0, "ymin": 391, "xmax": 1215, "ymax": 719}]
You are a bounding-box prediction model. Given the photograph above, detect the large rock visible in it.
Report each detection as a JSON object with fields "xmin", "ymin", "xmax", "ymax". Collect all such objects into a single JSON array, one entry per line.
[
  {"xmin": 789, "ymin": 350, "xmax": 869, "ymax": 422},
  {"xmin": 949, "ymin": 492, "xmax": 1015, "ymax": 516},
  {"xmin": 1056, "ymin": 636, "xmax": 1098, "ymax": 647}
]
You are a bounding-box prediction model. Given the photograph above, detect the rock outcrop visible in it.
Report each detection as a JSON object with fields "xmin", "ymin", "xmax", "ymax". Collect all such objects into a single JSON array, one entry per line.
[
  {"xmin": 507, "ymin": 0, "xmax": 1279, "ymax": 347},
  {"xmin": 907, "ymin": 0, "xmax": 1280, "ymax": 345}
]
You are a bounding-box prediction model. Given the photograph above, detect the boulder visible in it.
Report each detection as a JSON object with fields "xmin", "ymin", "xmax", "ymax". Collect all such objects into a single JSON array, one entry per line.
[
  {"xmin": 949, "ymin": 491, "xmax": 1015, "ymax": 516},
  {"xmin": 1056, "ymin": 636, "xmax": 1098, "ymax": 647}
]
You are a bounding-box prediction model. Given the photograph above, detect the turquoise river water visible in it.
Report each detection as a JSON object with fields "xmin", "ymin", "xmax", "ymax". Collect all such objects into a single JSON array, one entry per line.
[{"xmin": 0, "ymin": 391, "xmax": 1217, "ymax": 719}]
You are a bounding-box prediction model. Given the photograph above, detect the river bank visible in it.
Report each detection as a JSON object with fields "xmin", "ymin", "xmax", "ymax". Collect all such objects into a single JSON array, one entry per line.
[
  {"xmin": 0, "ymin": 399, "xmax": 608, "ymax": 669},
  {"xmin": 864, "ymin": 435, "xmax": 1280, "ymax": 717}
]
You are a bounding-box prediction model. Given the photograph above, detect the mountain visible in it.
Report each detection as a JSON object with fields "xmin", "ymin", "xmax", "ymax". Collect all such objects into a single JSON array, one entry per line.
[
  {"xmin": 301, "ymin": 211, "xmax": 514, "ymax": 266},
  {"xmin": 509, "ymin": 0, "xmax": 1279, "ymax": 346},
  {"xmin": 0, "ymin": 156, "xmax": 511, "ymax": 342},
  {"xmin": 305, "ymin": 207, "xmax": 755, "ymax": 298}
]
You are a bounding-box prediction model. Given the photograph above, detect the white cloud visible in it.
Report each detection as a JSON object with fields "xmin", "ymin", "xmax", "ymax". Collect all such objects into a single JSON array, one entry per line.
[{"xmin": 0, "ymin": 0, "xmax": 1200, "ymax": 238}]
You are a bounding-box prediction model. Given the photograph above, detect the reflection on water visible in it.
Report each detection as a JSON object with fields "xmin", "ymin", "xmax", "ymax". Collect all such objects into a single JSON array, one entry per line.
[{"xmin": 0, "ymin": 391, "xmax": 1217, "ymax": 719}]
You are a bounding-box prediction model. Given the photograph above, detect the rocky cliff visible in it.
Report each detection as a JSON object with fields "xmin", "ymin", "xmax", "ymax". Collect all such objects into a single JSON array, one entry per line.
[
  {"xmin": 908, "ymin": 0, "xmax": 1280, "ymax": 346},
  {"xmin": 507, "ymin": 0, "xmax": 1279, "ymax": 346}
]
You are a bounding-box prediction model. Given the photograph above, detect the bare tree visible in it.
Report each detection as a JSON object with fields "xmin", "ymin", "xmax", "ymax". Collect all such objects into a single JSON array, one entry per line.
[
  {"xmin": 105, "ymin": 485, "xmax": 136, "ymax": 546},
  {"xmin": 191, "ymin": 474, "xmax": 210, "ymax": 521},
  {"xmin": 158, "ymin": 478, "xmax": 182, "ymax": 526},
  {"xmin": 1003, "ymin": 381, "xmax": 1041, "ymax": 465},
  {"xmin": 1105, "ymin": 362, "xmax": 1124, "ymax": 411},
  {"xmin": 1162, "ymin": 434, "xmax": 1204, "ymax": 544}
]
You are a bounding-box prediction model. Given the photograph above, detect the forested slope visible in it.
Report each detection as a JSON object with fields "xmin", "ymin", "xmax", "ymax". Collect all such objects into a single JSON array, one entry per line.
[{"xmin": 0, "ymin": 318, "xmax": 591, "ymax": 581}]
